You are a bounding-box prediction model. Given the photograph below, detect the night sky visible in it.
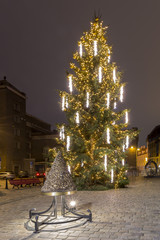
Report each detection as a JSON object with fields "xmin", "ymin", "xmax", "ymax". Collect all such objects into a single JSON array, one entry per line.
[{"xmin": 0, "ymin": 0, "xmax": 160, "ymax": 146}]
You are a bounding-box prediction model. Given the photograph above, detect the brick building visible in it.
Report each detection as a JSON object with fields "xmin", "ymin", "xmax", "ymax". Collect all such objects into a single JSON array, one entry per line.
[{"xmin": 0, "ymin": 77, "xmax": 57, "ymax": 175}]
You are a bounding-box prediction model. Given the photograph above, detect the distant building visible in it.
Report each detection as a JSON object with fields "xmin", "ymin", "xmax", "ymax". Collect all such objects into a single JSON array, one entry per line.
[
  {"xmin": 147, "ymin": 125, "xmax": 160, "ymax": 167},
  {"xmin": 136, "ymin": 146, "xmax": 148, "ymax": 172},
  {"xmin": 0, "ymin": 77, "xmax": 57, "ymax": 175}
]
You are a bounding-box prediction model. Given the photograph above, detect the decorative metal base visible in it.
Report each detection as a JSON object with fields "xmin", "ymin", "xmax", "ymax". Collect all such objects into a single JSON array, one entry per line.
[{"xmin": 25, "ymin": 195, "xmax": 92, "ymax": 233}]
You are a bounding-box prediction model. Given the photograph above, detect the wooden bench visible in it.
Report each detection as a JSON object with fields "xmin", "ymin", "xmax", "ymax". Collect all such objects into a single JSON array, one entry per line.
[{"xmin": 9, "ymin": 178, "xmax": 42, "ymax": 189}]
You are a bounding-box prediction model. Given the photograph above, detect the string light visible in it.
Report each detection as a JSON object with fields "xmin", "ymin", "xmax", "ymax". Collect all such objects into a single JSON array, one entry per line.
[
  {"xmin": 107, "ymin": 128, "xmax": 110, "ymax": 144},
  {"xmin": 122, "ymin": 159, "xmax": 125, "ymax": 166},
  {"xmin": 104, "ymin": 154, "xmax": 107, "ymax": 171},
  {"xmin": 120, "ymin": 86, "xmax": 124, "ymax": 102},
  {"xmin": 66, "ymin": 136, "xmax": 70, "ymax": 151},
  {"xmin": 113, "ymin": 68, "xmax": 116, "ymax": 83},
  {"xmin": 81, "ymin": 161, "xmax": 84, "ymax": 167},
  {"xmin": 86, "ymin": 92, "xmax": 89, "ymax": 108},
  {"xmin": 94, "ymin": 40, "xmax": 97, "ymax": 56},
  {"xmin": 62, "ymin": 96, "xmax": 65, "ymax": 111},
  {"xmin": 99, "ymin": 67, "xmax": 102, "ymax": 83},
  {"xmin": 126, "ymin": 135, "xmax": 129, "ymax": 149},
  {"xmin": 76, "ymin": 111, "xmax": 80, "ymax": 124},
  {"xmin": 68, "ymin": 75, "xmax": 73, "ymax": 93},
  {"xmin": 79, "ymin": 42, "xmax": 83, "ymax": 57},
  {"xmin": 111, "ymin": 169, "xmax": 114, "ymax": 183},
  {"xmin": 60, "ymin": 126, "xmax": 65, "ymax": 140},
  {"xmin": 106, "ymin": 93, "xmax": 110, "ymax": 109},
  {"xmin": 108, "ymin": 49, "xmax": 111, "ymax": 63},
  {"xmin": 125, "ymin": 111, "xmax": 128, "ymax": 124}
]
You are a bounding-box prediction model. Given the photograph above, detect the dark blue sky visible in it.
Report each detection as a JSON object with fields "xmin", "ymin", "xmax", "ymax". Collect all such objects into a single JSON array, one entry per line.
[{"xmin": 0, "ymin": 0, "xmax": 160, "ymax": 146}]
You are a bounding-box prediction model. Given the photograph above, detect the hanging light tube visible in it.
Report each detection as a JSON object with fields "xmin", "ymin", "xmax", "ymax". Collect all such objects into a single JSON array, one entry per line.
[
  {"xmin": 126, "ymin": 135, "xmax": 129, "ymax": 149},
  {"xmin": 111, "ymin": 169, "xmax": 114, "ymax": 183},
  {"xmin": 106, "ymin": 93, "xmax": 110, "ymax": 109},
  {"xmin": 60, "ymin": 126, "xmax": 65, "ymax": 140},
  {"xmin": 114, "ymin": 99, "xmax": 117, "ymax": 109},
  {"xmin": 99, "ymin": 66, "xmax": 102, "ymax": 83},
  {"xmin": 79, "ymin": 42, "xmax": 83, "ymax": 57},
  {"xmin": 86, "ymin": 92, "xmax": 89, "ymax": 108},
  {"xmin": 107, "ymin": 128, "xmax": 110, "ymax": 144},
  {"xmin": 65, "ymin": 97, "xmax": 68, "ymax": 109},
  {"xmin": 68, "ymin": 165, "xmax": 71, "ymax": 173},
  {"xmin": 104, "ymin": 154, "xmax": 107, "ymax": 171},
  {"xmin": 123, "ymin": 144, "xmax": 125, "ymax": 152},
  {"xmin": 62, "ymin": 96, "xmax": 65, "ymax": 111},
  {"xmin": 76, "ymin": 111, "xmax": 80, "ymax": 124},
  {"xmin": 68, "ymin": 76, "xmax": 73, "ymax": 93},
  {"xmin": 125, "ymin": 111, "xmax": 128, "ymax": 124},
  {"xmin": 113, "ymin": 68, "xmax": 116, "ymax": 83},
  {"xmin": 120, "ymin": 86, "xmax": 124, "ymax": 102},
  {"xmin": 122, "ymin": 159, "xmax": 125, "ymax": 166},
  {"xmin": 66, "ymin": 136, "xmax": 70, "ymax": 151},
  {"xmin": 94, "ymin": 40, "xmax": 97, "ymax": 56},
  {"xmin": 108, "ymin": 49, "xmax": 111, "ymax": 63}
]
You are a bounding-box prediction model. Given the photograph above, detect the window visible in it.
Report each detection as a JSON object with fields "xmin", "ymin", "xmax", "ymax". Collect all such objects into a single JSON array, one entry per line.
[{"xmin": 16, "ymin": 142, "xmax": 21, "ymax": 149}]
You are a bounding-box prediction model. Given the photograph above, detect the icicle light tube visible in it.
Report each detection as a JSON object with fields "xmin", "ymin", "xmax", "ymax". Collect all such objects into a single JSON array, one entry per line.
[
  {"xmin": 79, "ymin": 43, "xmax": 83, "ymax": 57},
  {"xmin": 68, "ymin": 165, "xmax": 71, "ymax": 173},
  {"xmin": 94, "ymin": 40, "xmax": 97, "ymax": 56},
  {"xmin": 113, "ymin": 68, "xmax": 116, "ymax": 83},
  {"xmin": 114, "ymin": 99, "xmax": 117, "ymax": 109},
  {"xmin": 122, "ymin": 159, "xmax": 125, "ymax": 166},
  {"xmin": 104, "ymin": 155, "xmax": 107, "ymax": 171},
  {"xmin": 108, "ymin": 49, "xmax": 111, "ymax": 63},
  {"xmin": 60, "ymin": 126, "xmax": 65, "ymax": 140},
  {"xmin": 66, "ymin": 136, "xmax": 70, "ymax": 151},
  {"xmin": 69, "ymin": 76, "xmax": 73, "ymax": 93},
  {"xmin": 106, "ymin": 93, "xmax": 110, "ymax": 109},
  {"xmin": 111, "ymin": 169, "xmax": 114, "ymax": 183},
  {"xmin": 76, "ymin": 111, "xmax": 80, "ymax": 124},
  {"xmin": 62, "ymin": 96, "xmax": 65, "ymax": 111},
  {"xmin": 99, "ymin": 67, "xmax": 102, "ymax": 83},
  {"xmin": 126, "ymin": 135, "xmax": 129, "ymax": 149},
  {"xmin": 66, "ymin": 97, "xmax": 68, "ymax": 109},
  {"xmin": 120, "ymin": 86, "xmax": 124, "ymax": 102},
  {"xmin": 107, "ymin": 128, "xmax": 110, "ymax": 144},
  {"xmin": 86, "ymin": 92, "xmax": 89, "ymax": 108},
  {"xmin": 123, "ymin": 144, "xmax": 125, "ymax": 152},
  {"xmin": 125, "ymin": 111, "xmax": 128, "ymax": 124}
]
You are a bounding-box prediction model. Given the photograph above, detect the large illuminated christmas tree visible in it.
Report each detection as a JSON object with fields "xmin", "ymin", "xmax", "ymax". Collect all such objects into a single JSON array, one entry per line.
[{"xmin": 57, "ymin": 17, "xmax": 137, "ymax": 188}]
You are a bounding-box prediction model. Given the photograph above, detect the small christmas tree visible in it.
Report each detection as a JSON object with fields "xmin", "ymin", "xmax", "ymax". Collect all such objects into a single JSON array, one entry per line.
[{"xmin": 57, "ymin": 16, "xmax": 138, "ymax": 188}]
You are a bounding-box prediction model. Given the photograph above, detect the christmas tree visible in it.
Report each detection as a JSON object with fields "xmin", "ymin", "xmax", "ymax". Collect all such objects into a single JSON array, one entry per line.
[{"xmin": 57, "ymin": 16, "xmax": 138, "ymax": 189}]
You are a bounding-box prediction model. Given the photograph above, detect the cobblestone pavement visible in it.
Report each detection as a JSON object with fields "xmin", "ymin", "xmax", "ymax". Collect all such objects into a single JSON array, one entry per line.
[{"xmin": 1, "ymin": 177, "xmax": 160, "ymax": 240}]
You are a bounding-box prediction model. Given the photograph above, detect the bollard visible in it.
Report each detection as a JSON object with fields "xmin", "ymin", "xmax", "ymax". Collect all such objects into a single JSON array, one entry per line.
[{"xmin": 5, "ymin": 178, "xmax": 8, "ymax": 189}]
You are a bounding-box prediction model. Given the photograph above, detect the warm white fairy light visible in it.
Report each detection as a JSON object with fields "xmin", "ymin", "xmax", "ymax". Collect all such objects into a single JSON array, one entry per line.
[
  {"xmin": 111, "ymin": 169, "xmax": 114, "ymax": 183},
  {"xmin": 104, "ymin": 154, "xmax": 107, "ymax": 171},
  {"xmin": 122, "ymin": 159, "xmax": 125, "ymax": 166},
  {"xmin": 68, "ymin": 165, "xmax": 71, "ymax": 173},
  {"xmin": 107, "ymin": 128, "xmax": 110, "ymax": 144},
  {"xmin": 86, "ymin": 92, "xmax": 89, "ymax": 108},
  {"xmin": 60, "ymin": 126, "xmax": 65, "ymax": 140},
  {"xmin": 108, "ymin": 49, "xmax": 111, "ymax": 63},
  {"xmin": 79, "ymin": 42, "xmax": 83, "ymax": 57},
  {"xmin": 113, "ymin": 68, "xmax": 116, "ymax": 83},
  {"xmin": 66, "ymin": 136, "xmax": 70, "ymax": 151},
  {"xmin": 81, "ymin": 161, "xmax": 84, "ymax": 167},
  {"xmin": 94, "ymin": 40, "xmax": 97, "ymax": 56},
  {"xmin": 113, "ymin": 121, "xmax": 115, "ymax": 125},
  {"xmin": 106, "ymin": 93, "xmax": 110, "ymax": 109},
  {"xmin": 99, "ymin": 66, "xmax": 102, "ymax": 83},
  {"xmin": 125, "ymin": 111, "xmax": 128, "ymax": 124},
  {"xmin": 76, "ymin": 111, "xmax": 80, "ymax": 124},
  {"xmin": 114, "ymin": 99, "xmax": 117, "ymax": 109},
  {"xmin": 69, "ymin": 76, "xmax": 73, "ymax": 93},
  {"xmin": 126, "ymin": 135, "xmax": 129, "ymax": 149},
  {"xmin": 120, "ymin": 86, "xmax": 124, "ymax": 102},
  {"xmin": 62, "ymin": 96, "xmax": 65, "ymax": 111}
]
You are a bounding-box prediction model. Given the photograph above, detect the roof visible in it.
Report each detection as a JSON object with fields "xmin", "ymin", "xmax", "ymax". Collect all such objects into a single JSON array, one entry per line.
[{"xmin": 147, "ymin": 125, "xmax": 160, "ymax": 142}]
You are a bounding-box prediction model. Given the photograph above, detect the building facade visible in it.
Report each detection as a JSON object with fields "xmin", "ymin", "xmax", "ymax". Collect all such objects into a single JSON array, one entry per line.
[{"xmin": 0, "ymin": 77, "xmax": 57, "ymax": 175}]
